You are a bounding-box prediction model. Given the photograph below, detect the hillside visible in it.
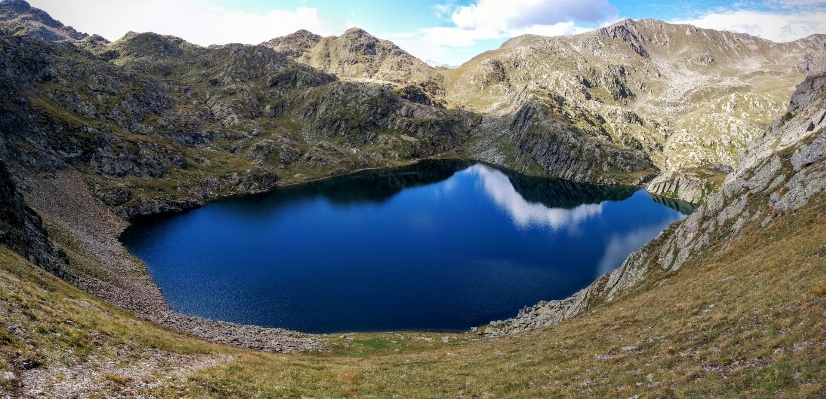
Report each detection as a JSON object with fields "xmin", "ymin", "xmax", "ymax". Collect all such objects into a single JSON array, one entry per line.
[
  {"xmin": 0, "ymin": 23, "xmax": 479, "ymax": 220},
  {"xmin": 443, "ymin": 19, "xmax": 826, "ymax": 199},
  {"xmin": 1, "ymin": 1, "xmax": 826, "ymax": 396},
  {"xmin": 2, "ymin": 74, "xmax": 824, "ymax": 396}
]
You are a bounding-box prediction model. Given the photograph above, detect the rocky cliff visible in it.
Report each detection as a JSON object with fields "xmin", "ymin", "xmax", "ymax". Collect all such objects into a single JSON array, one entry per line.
[
  {"xmin": 481, "ymin": 72, "xmax": 826, "ymax": 336},
  {"xmin": 645, "ymin": 165, "xmax": 729, "ymax": 204},
  {"xmin": 0, "ymin": 0, "xmax": 87, "ymax": 41}
]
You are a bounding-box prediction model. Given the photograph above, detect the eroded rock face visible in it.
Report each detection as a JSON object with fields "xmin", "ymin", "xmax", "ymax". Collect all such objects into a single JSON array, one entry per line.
[
  {"xmin": 646, "ymin": 165, "xmax": 731, "ymax": 204},
  {"xmin": 647, "ymin": 171, "xmax": 707, "ymax": 204},
  {"xmin": 466, "ymin": 89, "xmax": 657, "ymax": 185}
]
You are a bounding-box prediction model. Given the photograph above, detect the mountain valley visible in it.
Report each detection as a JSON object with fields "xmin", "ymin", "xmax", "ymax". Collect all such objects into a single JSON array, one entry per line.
[{"xmin": 0, "ymin": 0, "xmax": 825, "ymax": 397}]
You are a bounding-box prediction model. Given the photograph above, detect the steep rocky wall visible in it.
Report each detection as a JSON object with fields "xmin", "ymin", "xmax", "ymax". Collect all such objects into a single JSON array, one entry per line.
[{"xmin": 645, "ymin": 165, "xmax": 730, "ymax": 205}]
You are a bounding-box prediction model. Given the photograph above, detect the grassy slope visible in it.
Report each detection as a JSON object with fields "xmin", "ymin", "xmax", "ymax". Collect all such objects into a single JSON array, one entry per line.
[
  {"xmin": 0, "ymin": 245, "xmax": 237, "ymax": 397},
  {"xmin": 2, "ymin": 176, "xmax": 824, "ymax": 397},
  {"xmin": 181, "ymin": 195, "xmax": 826, "ymax": 398}
]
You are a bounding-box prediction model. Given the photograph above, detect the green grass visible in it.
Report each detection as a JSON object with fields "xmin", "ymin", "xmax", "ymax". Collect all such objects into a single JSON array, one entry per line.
[{"xmin": 0, "ymin": 247, "xmax": 222, "ymax": 360}]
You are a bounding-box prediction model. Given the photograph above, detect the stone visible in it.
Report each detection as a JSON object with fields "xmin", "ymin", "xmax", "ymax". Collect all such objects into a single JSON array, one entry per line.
[{"xmin": 791, "ymin": 131, "xmax": 826, "ymax": 171}]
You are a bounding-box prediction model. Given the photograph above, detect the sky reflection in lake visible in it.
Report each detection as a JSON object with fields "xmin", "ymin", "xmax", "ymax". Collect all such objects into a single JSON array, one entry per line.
[{"xmin": 121, "ymin": 161, "xmax": 686, "ymax": 333}]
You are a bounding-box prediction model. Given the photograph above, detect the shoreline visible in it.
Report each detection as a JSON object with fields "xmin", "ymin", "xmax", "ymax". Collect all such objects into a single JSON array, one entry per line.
[
  {"xmin": 23, "ymin": 168, "xmax": 321, "ymax": 353},
  {"xmin": 20, "ymin": 159, "xmax": 666, "ymax": 352}
]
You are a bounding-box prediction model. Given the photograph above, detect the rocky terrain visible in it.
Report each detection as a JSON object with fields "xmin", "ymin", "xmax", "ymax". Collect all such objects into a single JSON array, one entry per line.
[
  {"xmin": 443, "ymin": 19, "xmax": 826, "ymax": 199},
  {"xmin": 263, "ymin": 27, "xmax": 446, "ymax": 104},
  {"xmin": 3, "ymin": 1, "xmax": 823, "ymax": 204},
  {"xmin": 0, "ymin": 0, "xmax": 825, "ymax": 396},
  {"xmin": 0, "ymin": 159, "xmax": 67, "ymax": 280},
  {"xmin": 0, "ymin": 0, "xmax": 822, "ymax": 340},
  {"xmin": 0, "ymin": 0, "xmax": 86, "ymax": 41},
  {"xmin": 481, "ymin": 71, "xmax": 826, "ymax": 337},
  {"xmin": 0, "ymin": 0, "xmax": 478, "ymax": 353}
]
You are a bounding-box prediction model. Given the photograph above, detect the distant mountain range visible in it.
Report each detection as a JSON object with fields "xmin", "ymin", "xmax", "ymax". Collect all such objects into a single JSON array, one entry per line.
[{"xmin": 2, "ymin": 0, "xmax": 824, "ymax": 204}]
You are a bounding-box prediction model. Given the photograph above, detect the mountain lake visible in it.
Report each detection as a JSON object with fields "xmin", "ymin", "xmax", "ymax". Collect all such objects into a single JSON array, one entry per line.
[{"xmin": 120, "ymin": 161, "xmax": 690, "ymax": 333}]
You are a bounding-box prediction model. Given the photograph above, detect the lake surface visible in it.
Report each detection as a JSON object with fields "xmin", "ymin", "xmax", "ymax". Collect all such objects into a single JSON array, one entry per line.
[{"xmin": 121, "ymin": 161, "xmax": 687, "ymax": 333}]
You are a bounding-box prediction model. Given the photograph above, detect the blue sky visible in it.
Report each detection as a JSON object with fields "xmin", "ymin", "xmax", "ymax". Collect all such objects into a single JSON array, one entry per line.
[{"xmin": 27, "ymin": 0, "xmax": 826, "ymax": 66}]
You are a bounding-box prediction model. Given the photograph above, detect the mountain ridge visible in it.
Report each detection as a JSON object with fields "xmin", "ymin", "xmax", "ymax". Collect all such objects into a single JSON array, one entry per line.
[
  {"xmin": 1, "ymin": 2, "xmax": 826, "ymax": 396},
  {"xmin": 0, "ymin": 0, "xmax": 822, "ymax": 212},
  {"xmin": 442, "ymin": 16, "xmax": 825, "ymax": 198},
  {"xmin": 3, "ymin": 0, "xmax": 823, "ymax": 193},
  {"xmin": 0, "ymin": 0, "xmax": 88, "ymax": 42},
  {"xmin": 263, "ymin": 26, "xmax": 446, "ymax": 105}
]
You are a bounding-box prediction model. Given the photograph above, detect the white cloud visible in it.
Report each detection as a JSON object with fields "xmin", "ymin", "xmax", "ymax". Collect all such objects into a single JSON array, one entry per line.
[
  {"xmin": 428, "ymin": 0, "xmax": 616, "ymax": 45},
  {"xmin": 674, "ymin": 8, "xmax": 826, "ymax": 43},
  {"xmin": 763, "ymin": 0, "xmax": 826, "ymax": 9},
  {"xmin": 388, "ymin": 0, "xmax": 617, "ymax": 66},
  {"xmin": 27, "ymin": 0, "xmax": 331, "ymax": 45},
  {"xmin": 432, "ymin": 0, "xmax": 457, "ymax": 19},
  {"xmin": 413, "ymin": 20, "xmax": 591, "ymax": 47},
  {"xmin": 451, "ymin": 0, "xmax": 617, "ymax": 31}
]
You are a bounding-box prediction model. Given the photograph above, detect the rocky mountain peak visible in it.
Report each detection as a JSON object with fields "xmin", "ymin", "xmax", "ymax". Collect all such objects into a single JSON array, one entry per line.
[
  {"xmin": 265, "ymin": 26, "xmax": 446, "ymax": 101},
  {"xmin": 795, "ymin": 33, "xmax": 826, "ymax": 46},
  {"xmin": 597, "ymin": 18, "xmax": 649, "ymax": 57},
  {"xmin": 112, "ymin": 31, "xmax": 193, "ymax": 58},
  {"xmin": 341, "ymin": 27, "xmax": 373, "ymax": 40},
  {"xmin": 0, "ymin": 0, "xmax": 38, "ymax": 16},
  {"xmin": 0, "ymin": 0, "xmax": 86, "ymax": 41},
  {"xmin": 262, "ymin": 29, "xmax": 322, "ymax": 58},
  {"xmin": 334, "ymin": 27, "xmax": 399, "ymax": 58}
]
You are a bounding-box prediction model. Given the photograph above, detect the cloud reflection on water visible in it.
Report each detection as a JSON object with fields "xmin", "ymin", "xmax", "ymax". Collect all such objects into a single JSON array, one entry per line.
[
  {"xmin": 595, "ymin": 223, "xmax": 670, "ymax": 277},
  {"xmin": 467, "ymin": 164, "xmax": 603, "ymax": 231}
]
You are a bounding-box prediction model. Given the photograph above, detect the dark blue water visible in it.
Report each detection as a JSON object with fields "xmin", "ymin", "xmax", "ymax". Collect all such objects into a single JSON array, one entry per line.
[{"xmin": 121, "ymin": 161, "xmax": 687, "ymax": 333}]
